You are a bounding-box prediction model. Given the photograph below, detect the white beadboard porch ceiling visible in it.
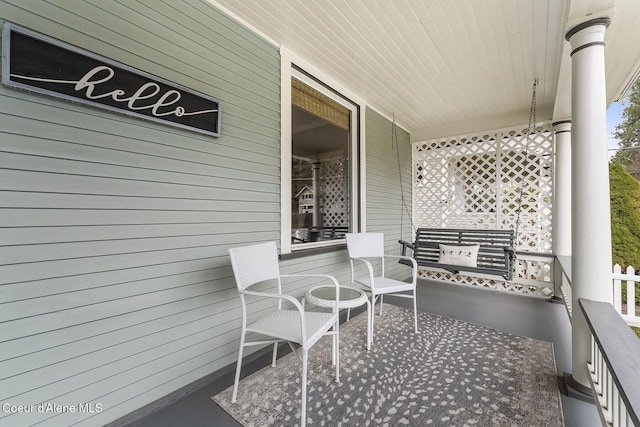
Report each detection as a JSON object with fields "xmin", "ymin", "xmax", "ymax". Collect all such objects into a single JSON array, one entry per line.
[{"xmin": 209, "ymin": 0, "xmax": 640, "ymax": 140}]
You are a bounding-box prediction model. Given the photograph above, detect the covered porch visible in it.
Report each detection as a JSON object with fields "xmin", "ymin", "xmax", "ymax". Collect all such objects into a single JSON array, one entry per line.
[
  {"xmin": 1, "ymin": 0, "xmax": 640, "ymax": 426},
  {"xmin": 127, "ymin": 278, "xmax": 598, "ymax": 427}
]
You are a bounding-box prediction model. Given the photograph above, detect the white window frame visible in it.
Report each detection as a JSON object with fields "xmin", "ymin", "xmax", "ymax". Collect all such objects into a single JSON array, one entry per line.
[{"xmin": 280, "ymin": 48, "xmax": 364, "ymax": 254}]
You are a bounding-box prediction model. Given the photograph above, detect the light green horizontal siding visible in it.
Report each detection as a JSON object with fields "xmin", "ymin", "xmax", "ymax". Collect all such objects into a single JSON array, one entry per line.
[
  {"xmin": 365, "ymin": 108, "xmax": 414, "ymax": 281},
  {"xmin": 0, "ymin": 2, "xmax": 413, "ymax": 425},
  {"xmin": 0, "ymin": 0, "xmax": 281, "ymax": 425}
]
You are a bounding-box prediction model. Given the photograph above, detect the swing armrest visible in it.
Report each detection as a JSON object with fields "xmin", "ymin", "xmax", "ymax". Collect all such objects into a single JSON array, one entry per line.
[
  {"xmin": 504, "ymin": 246, "xmax": 516, "ymax": 259},
  {"xmin": 398, "ymin": 239, "xmax": 415, "ymax": 257}
]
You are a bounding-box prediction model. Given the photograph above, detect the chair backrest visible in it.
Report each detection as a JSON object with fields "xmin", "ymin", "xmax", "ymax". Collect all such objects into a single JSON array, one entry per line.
[
  {"xmin": 345, "ymin": 233, "xmax": 385, "ymax": 258},
  {"xmin": 228, "ymin": 241, "xmax": 280, "ymax": 291}
]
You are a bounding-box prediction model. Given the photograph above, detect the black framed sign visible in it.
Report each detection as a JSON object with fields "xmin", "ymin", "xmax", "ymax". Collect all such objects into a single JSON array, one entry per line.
[{"xmin": 1, "ymin": 23, "xmax": 221, "ymax": 137}]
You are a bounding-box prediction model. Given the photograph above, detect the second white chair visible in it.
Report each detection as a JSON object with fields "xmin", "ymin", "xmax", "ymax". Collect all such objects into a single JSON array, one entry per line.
[{"xmin": 345, "ymin": 232, "xmax": 418, "ymax": 342}]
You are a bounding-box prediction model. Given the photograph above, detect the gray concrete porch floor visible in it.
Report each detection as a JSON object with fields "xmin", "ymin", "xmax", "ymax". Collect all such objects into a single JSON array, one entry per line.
[{"xmin": 122, "ymin": 279, "xmax": 599, "ymax": 427}]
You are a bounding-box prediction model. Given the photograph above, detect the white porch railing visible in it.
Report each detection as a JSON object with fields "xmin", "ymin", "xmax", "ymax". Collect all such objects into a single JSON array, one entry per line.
[
  {"xmin": 612, "ymin": 264, "xmax": 640, "ymax": 327},
  {"xmin": 553, "ymin": 260, "xmax": 640, "ymax": 328},
  {"xmin": 556, "ymin": 260, "xmax": 640, "ymax": 427},
  {"xmin": 556, "ymin": 255, "xmax": 573, "ymax": 318},
  {"xmin": 581, "ymin": 299, "xmax": 640, "ymax": 427}
]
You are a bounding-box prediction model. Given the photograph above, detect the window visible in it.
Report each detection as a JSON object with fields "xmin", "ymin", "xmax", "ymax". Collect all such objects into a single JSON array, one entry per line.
[{"xmin": 286, "ymin": 68, "xmax": 359, "ymax": 250}]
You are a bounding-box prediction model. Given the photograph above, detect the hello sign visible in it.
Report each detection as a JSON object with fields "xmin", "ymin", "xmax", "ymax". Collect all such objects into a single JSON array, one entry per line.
[{"xmin": 1, "ymin": 23, "xmax": 221, "ymax": 137}]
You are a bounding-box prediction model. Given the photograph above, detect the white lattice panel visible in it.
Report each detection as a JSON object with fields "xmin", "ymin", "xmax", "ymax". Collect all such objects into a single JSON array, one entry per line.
[
  {"xmin": 413, "ymin": 124, "xmax": 555, "ymax": 295},
  {"xmin": 414, "ymin": 124, "xmax": 553, "ymax": 251},
  {"xmin": 418, "ymin": 255, "xmax": 554, "ymax": 296},
  {"xmin": 498, "ymin": 127, "xmax": 554, "ymax": 252},
  {"xmin": 321, "ymin": 157, "xmax": 348, "ymax": 227},
  {"xmin": 515, "ymin": 257, "xmax": 553, "ymax": 283}
]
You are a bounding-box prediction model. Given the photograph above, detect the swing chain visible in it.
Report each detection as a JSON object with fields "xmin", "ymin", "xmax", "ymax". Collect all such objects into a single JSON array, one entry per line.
[
  {"xmin": 392, "ymin": 114, "xmax": 415, "ymax": 238},
  {"xmin": 514, "ymin": 79, "xmax": 538, "ymax": 247}
]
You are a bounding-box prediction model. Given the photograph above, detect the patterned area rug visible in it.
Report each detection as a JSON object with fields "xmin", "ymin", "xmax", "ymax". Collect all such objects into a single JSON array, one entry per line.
[{"xmin": 212, "ymin": 305, "xmax": 564, "ymax": 426}]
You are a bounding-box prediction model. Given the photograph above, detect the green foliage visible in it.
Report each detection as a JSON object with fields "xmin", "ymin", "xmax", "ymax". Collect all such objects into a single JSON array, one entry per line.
[
  {"xmin": 609, "ymin": 163, "xmax": 640, "ymax": 269},
  {"xmin": 633, "ymin": 326, "xmax": 640, "ymax": 339},
  {"xmin": 610, "ymin": 80, "xmax": 640, "ymax": 310},
  {"xmin": 611, "ymin": 79, "xmax": 640, "ymax": 180}
]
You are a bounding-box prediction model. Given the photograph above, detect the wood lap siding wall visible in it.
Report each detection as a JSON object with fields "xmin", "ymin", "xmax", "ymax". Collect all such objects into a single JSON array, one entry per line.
[
  {"xmin": 0, "ymin": 2, "xmax": 413, "ymax": 425},
  {"xmin": 0, "ymin": 1, "xmax": 280, "ymax": 425},
  {"xmin": 364, "ymin": 108, "xmax": 414, "ymax": 281}
]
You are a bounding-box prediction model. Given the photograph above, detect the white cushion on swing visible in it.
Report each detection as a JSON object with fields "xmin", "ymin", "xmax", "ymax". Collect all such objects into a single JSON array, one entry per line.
[{"xmin": 438, "ymin": 244, "xmax": 480, "ymax": 267}]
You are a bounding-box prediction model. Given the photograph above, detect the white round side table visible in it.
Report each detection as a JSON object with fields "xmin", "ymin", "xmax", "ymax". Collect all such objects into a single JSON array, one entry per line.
[{"xmin": 304, "ymin": 285, "xmax": 371, "ymax": 350}]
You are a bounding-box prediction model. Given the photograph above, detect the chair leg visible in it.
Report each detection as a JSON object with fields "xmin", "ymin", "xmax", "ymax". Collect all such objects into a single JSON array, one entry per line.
[
  {"xmin": 371, "ymin": 295, "xmax": 377, "ymax": 343},
  {"xmin": 413, "ymin": 289, "xmax": 418, "ymax": 333},
  {"xmin": 365, "ymin": 298, "xmax": 371, "ymax": 350},
  {"xmin": 379, "ymin": 294, "xmax": 384, "ymax": 315},
  {"xmin": 231, "ymin": 332, "xmax": 246, "ymax": 403},
  {"xmin": 331, "ymin": 329, "xmax": 336, "ymax": 366},
  {"xmin": 334, "ymin": 319, "xmax": 340, "ymax": 382},
  {"xmin": 346, "ymin": 307, "xmax": 351, "ymax": 321},
  {"xmin": 301, "ymin": 349, "xmax": 308, "ymax": 427},
  {"xmin": 271, "ymin": 342, "xmax": 278, "ymax": 367}
]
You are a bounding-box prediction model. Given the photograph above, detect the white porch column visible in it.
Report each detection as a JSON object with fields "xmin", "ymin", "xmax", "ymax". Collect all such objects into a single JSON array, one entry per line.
[
  {"xmin": 553, "ymin": 120, "xmax": 572, "ymax": 256},
  {"xmin": 566, "ymin": 17, "xmax": 613, "ymax": 390}
]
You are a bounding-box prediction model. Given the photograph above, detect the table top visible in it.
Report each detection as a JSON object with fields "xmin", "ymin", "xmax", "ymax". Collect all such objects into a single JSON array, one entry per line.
[{"xmin": 305, "ymin": 285, "xmax": 368, "ymax": 309}]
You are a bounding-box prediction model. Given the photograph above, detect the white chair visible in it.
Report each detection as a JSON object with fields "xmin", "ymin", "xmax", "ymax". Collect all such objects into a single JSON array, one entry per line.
[
  {"xmin": 228, "ymin": 241, "xmax": 340, "ymax": 427},
  {"xmin": 345, "ymin": 233, "xmax": 418, "ymax": 342}
]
